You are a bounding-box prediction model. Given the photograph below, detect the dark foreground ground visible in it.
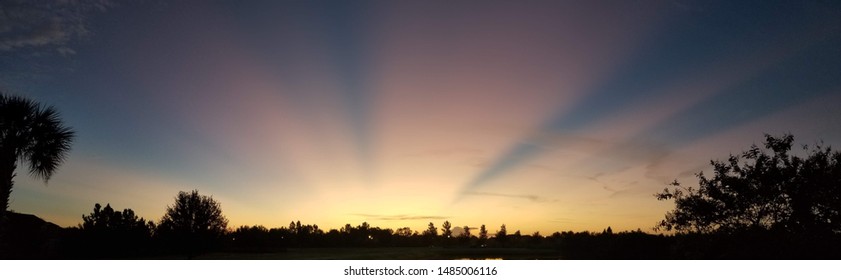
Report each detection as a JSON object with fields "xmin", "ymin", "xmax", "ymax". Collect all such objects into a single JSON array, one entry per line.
[
  {"xmin": 4, "ymin": 212, "xmax": 841, "ymax": 259},
  {"xmin": 194, "ymin": 247, "xmax": 560, "ymax": 260}
]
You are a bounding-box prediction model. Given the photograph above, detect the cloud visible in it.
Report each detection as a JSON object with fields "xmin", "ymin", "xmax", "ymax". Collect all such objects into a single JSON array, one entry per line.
[
  {"xmin": 402, "ymin": 147, "xmax": 482, "ymax": 159},
  {"xmin": 352, "ymin": 213, "xmax": 449, "ymax": 221},
  {"xmin": 607, "ymin": 187, "xmax": 652, "ymax": 199},
  {"xmin": 549, "ymin": 218, "xmax": 583, "ymax": 224},
  {"xmin": 56, "ymin": 47, "xmax": 76, "ymax": 56},
  {"xmin": 463, "ymin": 191, "xmax": 557, "ymax": 203},
  {"xmin": 0, "ymin": 0, "xmax": 112, "ymax": 53}
]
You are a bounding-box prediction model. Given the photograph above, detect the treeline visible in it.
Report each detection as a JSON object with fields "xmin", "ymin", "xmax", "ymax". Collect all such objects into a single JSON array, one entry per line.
[
  {"xmin": 0, "ymin": 205, "xmax": 667, "ymax": 259},
  {"xmin": 6, "ymin": 205, "xmax": 841, "ymax": 259},
  {"xmin": 6, "ymin": 132, "xmax": 841, "ymax": 259}
]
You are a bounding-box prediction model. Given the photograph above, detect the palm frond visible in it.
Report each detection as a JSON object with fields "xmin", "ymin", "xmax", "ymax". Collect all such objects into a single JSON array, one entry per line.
[
  {"xmin": 25, "ymin": 104, "xmax": 75, "ymax": 182},
  {"xmin": 1, "ymin": 93, "xmax": 75, "ymax": 183}
]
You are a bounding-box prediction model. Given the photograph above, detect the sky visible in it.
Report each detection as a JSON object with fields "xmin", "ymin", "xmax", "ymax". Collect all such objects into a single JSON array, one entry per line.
[{"xmin": 2, "ymin": 0, "xmax": 841, "ymax": 234}]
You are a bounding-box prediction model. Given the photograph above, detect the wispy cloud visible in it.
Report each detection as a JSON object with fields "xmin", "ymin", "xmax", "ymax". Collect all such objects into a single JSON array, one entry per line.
[
  {"xmin": 352, "ymin": 213, "xmax": 449, "ymax": 221},
  {"xmin": 463, "ymin": 191, "xmax": 557, "ymax": 203},
  {"xmin": 0, "ymin": 0, "xmax": 112, "ymax": 53},
  {"xmin": 549, "ymin": 218, "xmax": 583, "ymax": 224},
  {"xmin": 401, "ymin": 147, "xmax": 483, "ymax": 159}
]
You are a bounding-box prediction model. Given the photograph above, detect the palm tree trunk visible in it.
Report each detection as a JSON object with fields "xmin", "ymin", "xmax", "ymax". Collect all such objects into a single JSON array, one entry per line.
[
  {"xmin": 0, "ymin": 155, "xmax": 15, "ymax": 230},
  {"xmin": 0, "ymin": 174, "xmax": 10, "ymax": 220}
]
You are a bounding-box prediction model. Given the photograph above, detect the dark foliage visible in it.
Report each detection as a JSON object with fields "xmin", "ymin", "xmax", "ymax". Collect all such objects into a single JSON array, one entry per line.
[
  {"xmin": 227, "ymin": 225, "xmax": 286, "ymax": 252},
  {"xmin": 478, "ymin": 224, "xmax": 488, "ymax": 243},
  {"xmin": 551, "ymin": 229, "xmax": 671, "ymax": 259},
  {"xmin": 62, "ymin": 203, "xmax": 154, "ymax": 258},
  {"xmin": 4, "ymin": 211, "xmax": 841, "ymax": 259},
  {"xmin": 656, "ymin": 133, "xmax": 841, "ymax": 257},
  {"xmin": 0, "ymin": 94, "xmax": 74, "ymax": 233},
  {"xmin": 495, "ymin": 224, "xmax": 507, "ymax": 245},
  {"xmin": 157, "ymin": 190, "xmax": 228, "ymax": 255}
]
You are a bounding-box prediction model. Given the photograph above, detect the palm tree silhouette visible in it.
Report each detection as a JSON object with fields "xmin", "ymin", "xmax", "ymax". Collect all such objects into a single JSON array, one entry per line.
[{"xmin": 0, "ymin": 94, "xmax": 74, "ymax": 225}]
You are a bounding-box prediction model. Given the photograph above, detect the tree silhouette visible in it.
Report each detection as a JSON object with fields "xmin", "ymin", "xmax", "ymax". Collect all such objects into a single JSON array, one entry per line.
[
  {"xmin": 496, "ymin": 224, "xmax": 507, "ymax": 244},
  {"xmin": 441, "ymin": 220, "xmax": 452, "ymax": 238},
  {"xmin": 479, "ymin": 224, "xmax": 488, "ymax": 241},
  {"xmin": 656, "ymin": 134, "xmax": 841, "ymax": 235},
  {"xmin": 76, "ymin": 203, "xmax": 153, "ymax": 258},
  {"xmin": 423, "ymin": 222, "xmax": 437, "ymax": 237},
  {"xmin": 230, "ymin": 225, "xmax": 276, "ymax": 252},
  {"xmin": 81, "ymin": 203, "xmax": 152, "ymax": 233},
  {"xmin": 0, "ymin": 94, "xmax": 74, "ymax": 226},
  {"xmin": 157, "ymin": 190, "xmax": 228, "ymax": 254},
  {"xmin": 422, "ymin": 222, "xmax": 437, "ymax": 246},
  {"xmin": 82, "ymin": 203, "xmax": 115, "ymax": 231},
  {"xmin": 395, "ymin": 227, "xmax": 413, "ymax": 237},
  {"xmin": 458, "ymin": 225, "xmax": 472, "ymax": 246}
]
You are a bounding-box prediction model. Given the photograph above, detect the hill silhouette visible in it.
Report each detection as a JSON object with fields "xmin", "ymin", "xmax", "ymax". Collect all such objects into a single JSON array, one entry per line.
[{"xmin": 0, "ymin": 212, "xmax": 65, "ymax": 259}]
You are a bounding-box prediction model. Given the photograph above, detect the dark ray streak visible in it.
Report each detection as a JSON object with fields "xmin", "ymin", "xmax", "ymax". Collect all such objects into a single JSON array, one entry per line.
[
  {"xmin": 318, "ymin": 1, "xmax": 379, "ymax": 184},
  {"xmin": 458, "ymin": 1, "xmax": 835, "ymax": 196},
  {"xmin": 570, "ymin": 34, "xmax": 841, "ymax": 182}
]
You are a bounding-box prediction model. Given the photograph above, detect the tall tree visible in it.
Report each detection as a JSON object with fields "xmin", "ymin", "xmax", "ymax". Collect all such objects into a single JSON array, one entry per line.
[
  {"xmin": 441, "ymin": 220, "xmax": 452, "ymax": 238},
  {"xmin": 496, "ymin": 224, "xmax": 507, "ymax": 243},
  {"xmin": 421, "ymin": 222, "xmax": 438, "ymax": 246},
  {"xmin": 423, "ymin": 222, "xmax": 437, "ymax": 237},
  {"xmin": 479, "ymin": 224, "xmax": 488, "ymax": 241},
  {"xmin": 0, "ymin": 94, "xmax": 74, "ymax": 224}
]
